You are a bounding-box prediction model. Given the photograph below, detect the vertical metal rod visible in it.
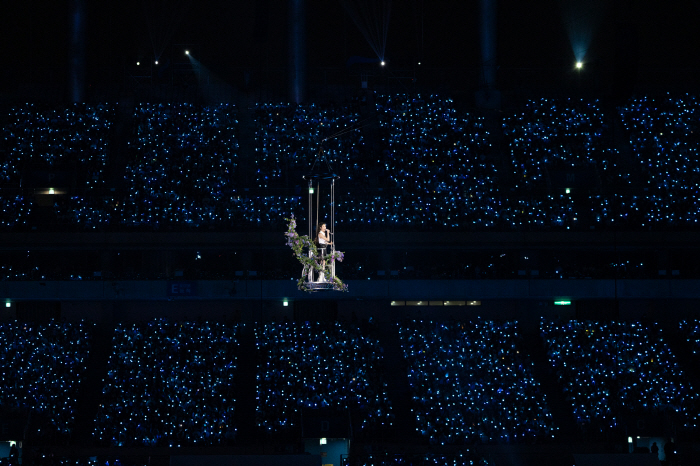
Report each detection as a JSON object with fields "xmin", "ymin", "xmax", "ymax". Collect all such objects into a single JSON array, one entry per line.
[
  {"xmin": 308, "ymin": 179, "xmax": 312, "ymax": 238},
  {"xmin": 307, "ymin": 178, "xmax": 313, "ymax": 283},
  {"xmin": 331, "ymin": 178, "xmax": 335, "ymax": 278},
  {"xmin": 316, "ymin": 181, "xmax": 320, "ymax": 283}
]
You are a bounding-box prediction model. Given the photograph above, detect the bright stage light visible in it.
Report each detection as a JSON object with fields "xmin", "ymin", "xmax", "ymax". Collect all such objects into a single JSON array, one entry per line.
[
  {"xmin": 155, "ymin": 60, "xmax": 159, "ymax": 65},
  {"xmin": 185, "ymin": 50, "xmax": 190, "ymax": 56},
  {"xmin": 380, "ymin": 61, "xmax": 386, "ymax": 66},
  {"xmin": 136, "ymin": 61, "xmax": 140, "ymax": 66},
  {"xmin": 575, "ymin": 61, "xmax": 583, "ymax": 70}
]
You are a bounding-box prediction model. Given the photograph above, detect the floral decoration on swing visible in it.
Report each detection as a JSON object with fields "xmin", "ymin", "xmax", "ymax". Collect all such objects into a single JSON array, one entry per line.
[{"xmin": 285, "ymin": 215, "xmax": 348, "ymax": 292}]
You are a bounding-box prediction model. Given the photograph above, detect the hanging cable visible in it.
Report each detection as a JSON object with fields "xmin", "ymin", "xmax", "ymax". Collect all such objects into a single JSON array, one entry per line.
[
  {"xmin": 320, "ymin": 115, "xmax": 373, "ymax": 142},
  {"xmin": 331, "ymin": 178, "xmax": 335, "ymax": 279},
  {"xmin": 316, "ymin": 181, "xmax": 320, "ymax": 241},
  {"xmin": 308, "ymin": 179, "xmax": 313, "ymax": 238},
  {"xmin": 340, "ymin": 0, "xmax": 392, "ymax": 62}
]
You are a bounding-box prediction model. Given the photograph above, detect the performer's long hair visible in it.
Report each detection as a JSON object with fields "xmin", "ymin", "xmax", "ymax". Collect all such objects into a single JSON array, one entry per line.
[{"xmin": 315, "ymin": 222, "xmax": 327, "ymax": 247}]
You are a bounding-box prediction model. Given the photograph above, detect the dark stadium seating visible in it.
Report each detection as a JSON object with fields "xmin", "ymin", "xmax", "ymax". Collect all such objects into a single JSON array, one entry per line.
[
  {"xmin": 255, "ymin": 321, "xmax": 393, "ymax": 435},
  {"xmin": 541, "ymin": 319, "xmax": 700, "ymax": 432},
  {"xmin": 1, "ymin": 95, "xmax": 699, "ymax": 232},
  {"xmin": 93, "ymin": 319, "xmax": 239, "ymax": 446},
  {"xmin": 399, "ymin": 320, "xmax": 556, "ymax": 444},
  {"xmin": 0, "ymin": 320, "xmax": 92, "ymax": 439}
]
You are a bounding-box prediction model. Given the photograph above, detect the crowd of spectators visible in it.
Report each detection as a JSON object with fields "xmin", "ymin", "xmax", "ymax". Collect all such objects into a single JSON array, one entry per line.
[
  {"xmin": 120, "ymin": 103, "xmax": 240, "ymax": 228},
  {"xmin": 399, "ymin": 320, "xmax": 555, "ymax": 444},
  {"xmin": 253, "ymin": 102, "xmax": 367, "ymax": 189},
  {"xmin": 502, "ymin": 98, "xmax": 629, "ymax": 229},
  {"xmin": 0, "ymin": 244, "xmax": 689, "ymax": 281},
  {"xmin": 504, "ymin": 98, "xmax": 621, "ymax": 187},
  {"xmin": 0, "ymin": 94, "xmax": 699, "ymax": 231},
  {"xmin": 541, "ymin": 319, "xmax": 700, "ymax": 433},
  {"xmin": 680, "ymin": 319, "xmax": 700, "ymax": 355},
  {"xmin": 29, "ymin": 456, "xmax": 151, "ymax": 466},
  {"xmin": 0, "ymin": 320, "xmax": 92, "ymax": 439},
  {"xmin": 236, "ymin": 195, "xmax": 303, "ymax": 228},
  {"xmin": 2, "ymin": 316, "xmax": 700, "ymax": 462},
  {"xmin": 93, "ymin": 319, "xmax": 239, "ymax": 446},
  {"xmin": 255, "ymin": 321, "xmax": 393, "ymax": 435},
  {"xmin": 0, "ymin": 195, "xmax": 30, "ymax": 229},
  {"xmin": 2, "ymin": 103, "xmax": 116, "ymax": 229},
  {"xmin": 619, "ymin": 94, "xmax": 700, "ymax": 226},
  {"xmin": 367, "ymin": 94, "xmax": 498, "ymax": 229},
  {"xmin": 56, "ymin": 196, "xmax": 116, "ymax": 229},
  {"xmin": 1, "ymin": 103, "xmax": 114, "ymax": 172},
  {"xmin": 352, "ymin": 451, "xmax": 488, "ymax": 466},
  {"xmin": 1, "ymin": 103, "xmax": 116, "ymax": 229},
  {"xmin": 250, "ymin": 101, "xmax": 370, "ymax": 229}
]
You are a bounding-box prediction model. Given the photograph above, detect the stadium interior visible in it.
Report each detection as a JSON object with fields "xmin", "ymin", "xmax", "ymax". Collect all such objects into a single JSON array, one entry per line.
[{"xmin": 1, "ymin": 1, "xmax": 700, "ymax": 465}]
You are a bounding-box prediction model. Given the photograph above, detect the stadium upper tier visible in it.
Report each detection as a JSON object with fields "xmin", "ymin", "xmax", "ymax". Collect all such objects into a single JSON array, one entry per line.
[{"xmin": 1, "ymin": 94, "xmax": 699, "ymax": 231}]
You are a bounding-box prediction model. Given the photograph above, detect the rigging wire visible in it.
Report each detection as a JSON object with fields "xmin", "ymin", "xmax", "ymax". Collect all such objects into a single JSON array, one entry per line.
[
  {"xmin": 310, "ymin": 115, "xmax": 374, "ymax": 175},
  {"xmin": 321, "ymin": 115, "xmax": 374, "ymax": 141}
]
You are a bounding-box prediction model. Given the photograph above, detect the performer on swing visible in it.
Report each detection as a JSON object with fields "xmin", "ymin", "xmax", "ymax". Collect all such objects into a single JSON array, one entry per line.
[{"xmin": 315, "ymin": 222, "xmax": 333, "ymax": 282}]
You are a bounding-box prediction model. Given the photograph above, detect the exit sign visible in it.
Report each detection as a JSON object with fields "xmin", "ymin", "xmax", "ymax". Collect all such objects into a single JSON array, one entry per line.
[{"xmin": 167, "ymin": 281, "xmax": 197, "ymax": 297}]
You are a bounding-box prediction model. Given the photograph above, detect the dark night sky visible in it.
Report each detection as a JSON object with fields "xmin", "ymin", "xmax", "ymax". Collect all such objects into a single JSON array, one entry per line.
[{"xmin": 1, "ymin": 0, "xmax": 700, "ymax": 92}]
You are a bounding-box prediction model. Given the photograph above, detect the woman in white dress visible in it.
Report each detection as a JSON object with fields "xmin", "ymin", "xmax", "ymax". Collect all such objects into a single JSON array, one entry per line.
[{"xmin": 315, "ymin": 222, "xmax": 333, "ymax": 281}]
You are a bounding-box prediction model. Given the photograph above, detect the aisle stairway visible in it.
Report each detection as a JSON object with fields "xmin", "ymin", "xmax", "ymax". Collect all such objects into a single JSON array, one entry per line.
[
  {"xmin": 233, "ymin": 97, "xmax": 258, "ymax": 190},
  {"xmin": 481, "ymin": 109, "xmax": 512, "ymax": 187},
  {"xmin": 375, "ymin": 321, "xmax": 422, "ymax": 443},
  {"xmin": 660, "ymin": 322, "xmax": 700, "ymax": 404},
  {"xmin": 233, "ymin": 323, "xmax": 259, "ymax": 444},
  {"xmin": 610, "ymin": 109, "xmax": 648, "ymax": 196},
  {"xmin": 521, "ymin": 330, "xmax": 580, "ymax": 440},
  {"xmin": 102, "ymin": 96, "xmax": 136, "ymax": 192},
  {"xmin": 70, "ymin": 323, "xmax": 114, "ymax": 445}
]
